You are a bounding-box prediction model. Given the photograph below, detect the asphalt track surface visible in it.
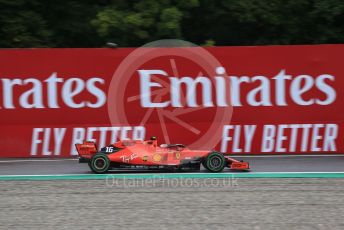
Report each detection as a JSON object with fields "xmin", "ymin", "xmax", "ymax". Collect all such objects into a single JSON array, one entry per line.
[
  {"xmin": 1, "ymin": 178, "xmax": 344, "ymax": 229},
  {"xmin": 1, "ymin": 155, "xmax": 344, "ymax": 230},
  {"xmin": 0, "ymin": 155, "xmax": 344, "ymax": 175}
]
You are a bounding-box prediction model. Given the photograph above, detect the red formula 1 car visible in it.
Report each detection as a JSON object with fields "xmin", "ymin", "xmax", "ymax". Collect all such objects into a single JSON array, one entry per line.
[{"xmin": 75, "ymin": 137, "xmax": 249, "ymax": 173}]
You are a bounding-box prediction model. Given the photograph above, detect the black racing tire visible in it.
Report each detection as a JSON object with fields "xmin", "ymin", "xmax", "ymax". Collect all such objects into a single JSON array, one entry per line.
[
  {"xmin": 204, "ymin": 152, "xmax": 226, "ymax": 173},
  {"xmin": 90, "ymin": 153, "xmax": 110, "ymax": 174},
  {"xmin": 201, "ymin": 161, "xmax": 209, "ymax": 171}
]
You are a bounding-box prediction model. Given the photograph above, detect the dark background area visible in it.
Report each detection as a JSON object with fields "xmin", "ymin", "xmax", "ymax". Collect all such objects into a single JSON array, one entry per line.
[{"xmin": 0, "ymin": 0, "xmax": 343, "ymax": 48}]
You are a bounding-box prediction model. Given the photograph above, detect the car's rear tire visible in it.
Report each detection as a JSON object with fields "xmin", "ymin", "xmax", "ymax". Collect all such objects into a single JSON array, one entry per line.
[
  {"xmin": 204, "ymin": 152, "xmax": 225, "ymax": 172},
  {"xmin": 90, "ymin": 153, "xmax": 110, "ymax": 174}
]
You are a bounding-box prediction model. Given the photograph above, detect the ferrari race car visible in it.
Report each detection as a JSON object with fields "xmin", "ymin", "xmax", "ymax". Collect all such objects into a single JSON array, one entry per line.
[{"xmin": 75, "ymin": 137, "xmax": 249, "ymax": 173}]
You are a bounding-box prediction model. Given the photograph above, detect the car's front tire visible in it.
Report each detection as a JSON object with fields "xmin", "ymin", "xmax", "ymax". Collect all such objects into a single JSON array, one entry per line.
[
  {"xmin": 204, "ymin": 152, "xmax": 225, "ymax": 172},
  {"xmin": 90, "ymin": 153, "xmax": 110, "ymax": 174},
  {"xmin": 201, "ymin": 160, "xmax": 209, "ymax": 171}
]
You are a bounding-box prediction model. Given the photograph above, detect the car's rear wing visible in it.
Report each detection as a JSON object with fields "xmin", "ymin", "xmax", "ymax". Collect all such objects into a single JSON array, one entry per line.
[{"xmin": 75, "ymin": 141, "xmax": 98, "ymax": 158}]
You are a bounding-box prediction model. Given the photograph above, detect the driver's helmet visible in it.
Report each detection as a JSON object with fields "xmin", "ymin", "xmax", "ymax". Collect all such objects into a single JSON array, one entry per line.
[{"xmin": 150, "ymin": 136, "xmax": 157, "ymax": 141}]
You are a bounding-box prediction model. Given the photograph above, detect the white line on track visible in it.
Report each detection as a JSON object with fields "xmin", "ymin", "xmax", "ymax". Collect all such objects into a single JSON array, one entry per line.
[
  {"xmin": 0, "ymin": 159, "xmax": 78, "ymax": 163},
  {"xmin": 1, "ymin": 172, "xmax": 344, "ymax": 177}
]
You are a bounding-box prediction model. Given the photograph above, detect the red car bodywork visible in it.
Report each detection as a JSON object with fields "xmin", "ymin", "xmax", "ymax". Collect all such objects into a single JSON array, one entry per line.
[{"xmin": 76, "ymin": 139, "xmax": 249, "ymax": 173}]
